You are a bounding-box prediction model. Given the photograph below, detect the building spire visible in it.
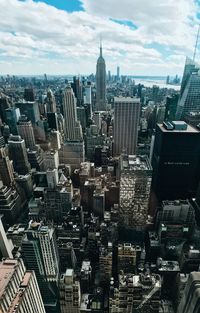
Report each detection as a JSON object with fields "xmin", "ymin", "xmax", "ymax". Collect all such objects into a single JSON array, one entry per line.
[
  {"xmin": 193, "ymin": 24, "xmax": 200, "ymax": 62},
  {"xmin": 100, "ymin": 36, "xmax": 102, "ymax": 57}
]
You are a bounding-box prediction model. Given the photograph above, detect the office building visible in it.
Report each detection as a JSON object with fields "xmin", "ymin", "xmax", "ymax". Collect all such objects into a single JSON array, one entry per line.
[
  {"xmin": 71, "ymin": 76, "xmax": 83, "ymax": 107},
  {"xmin": 117, "ymin": 66, "xmax": 120, "ymax": 80},
  {"xmin": 0, "ymin": 185, "xmax": 22, "ymax": 226},
  {"xmin": 27, "ymin": 145, "xmax": 44, "ymax": 171},
  {"xmin": 164, "ymin": 95, "xmax": 179, "ymax": 121},
  {"xmin": 119, "ymin": 154, "xmax": 152, "ymax": 230},
  {"xmin": 62, "ymin": 86, "xmax": 83, "ymax": 141},
  {"xmin": 59, "ymin": 141, "xmax": 85, "ymax": 171},
  {"xmin": 0, "ymin": 128, "xmax": 5, "ymax": 148},
  {"xmin": 114, "ymin": 97, "xmax": 140, "ymax": 155},
  {"xmin": 118, "ymin": 243, "xmax": 139, "ymax": 274},
  {"xmin": 176, "ymin": 57, "xmax": 200, "ymax": 119},
  {"xmin": 177, "ymin": 272, "xmax": 200, "ymax": 313},
  {"xmin": 0, "ymin": 148, "xmax": 15, "ymax": 186},
  {"xmin": 184, "ymin": 111, "xmax": 200, "ymax": 127},
  {"xmin": 156, "ymin": 200, "xmax": 195, "ymax": 236},
  {"xmin": 8, "ymin": 135, "xmax": 31, "ymax": 175},
  {"xmin": 84, "ymin": 84, "xmax": 92, "ymax": 105},
  {"xmin": 46, "ymin": 88, "xmax": 56, "ymax": 113},
  {"xmin": 24, "ymin": 87, "xmax": 35, "ymax": 101},
  {"xmin": 99, "ymin": 245, "xmax": 112, "ymax": 283},
  {"xmin": 43, "ymin": 150, "xmax": 59, "ymax": 170},
  {"xmin": 22, "ymin": 221, "xmax": 59, "ymax": 313},
  {"xmin": 151, "ymin": 121, "xmax": 200, "ymax": 201},
  {"xmin": 60, "ymin": 269, "xmax": 81, "ymax": 313},
  {"xmin": 15, "ymin": 100, "xmax": 40, "ymax": 124},
  {"xmin": 47, "ymin": 112, "xmax": 59, "ymax": 130},
  {"xmin": 17, "ymin": 115, "xmax": 36, "ymax": 149},
  {"xmin": 0, "ymin": 92, "xmax": 11, "ymax": 123},
  {"xmin": 0, "ymin": 258, "xmax": 45, "ymax": 313},
  {"xmin": 0, "ymin": 215, "xmax": 13, "ymax": 258},
  {"xmin": 44, "ymin": 172, "xmax": 73, "ymax": 222},
  {"xmin": 77, "ymin": 107, "xmax": 87, "ymax": 129},
  {"xmin": 5, "ymin": 107, "xmax": 20, "ymax": 135},
  {"xmin": 96, "ymin": 44, "xmax": 106, "ymax": 111},
  {"xmin": 80, "ymin": 260, "xmax": 92, "ymax": 292}
]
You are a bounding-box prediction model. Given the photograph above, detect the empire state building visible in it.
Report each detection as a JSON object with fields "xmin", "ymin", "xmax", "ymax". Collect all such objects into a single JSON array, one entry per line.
[{"xmin": 96, "ymin": 44, "xmax": 106, "ymax": 111}]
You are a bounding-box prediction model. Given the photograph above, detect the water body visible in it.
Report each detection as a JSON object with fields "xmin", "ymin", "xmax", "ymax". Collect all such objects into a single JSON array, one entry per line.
[{"xmin": 130, "ymin": 76, "xmax": 180, "ymax": 90}]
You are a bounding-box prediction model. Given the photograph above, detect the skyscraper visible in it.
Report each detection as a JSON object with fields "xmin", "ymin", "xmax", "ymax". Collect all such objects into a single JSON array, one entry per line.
[
  {"xmin": 0, "ymin": 258, "xmax": 45, "ymax": 313},
  {"xmin": 152, "ymin": 121, "xmax": 200, "ymax": 201},
  {"xmin": 113, "ymin": 97, "xmax": 140, "ymax": 155},
  {"xmin": 22, "ymin": 221, "xmax": 59, "ymax": 313},
  {"xmin": 119, "ymin": 154, "xmax": 152, "ymax": 230},
  {"xmin": 176, "ymin": 57, "xmax": 200, "ymax": 119},
  {"xmin": 46, "ymin": 88, "xmax": 57, "ymax": 113},
  {"xmin": 17, "ymin": 115, "xmax": 36, "ymax": 149},
  {"xmin": 117, "ymin": 66, "xmax": 120, "ymax": 80},
  {"xmin": 62, "ymin": 86, "xmax": 82, "ymax": 141},
  {"xmin": 15, "ymin": 100, "xmax": 40, "ymax": 124},
  {"xmin": 177, "ymin": 272, "xmax": 200, "ymax": 313},
  {"xmin": 5, "ymin": 107, "xmax": 20, "ymax": 135},
  {"xmin": 96, "ymin": 43, "xmax": 106, "ymax": 111},
  {"xmin": 0, "ymin": 147, "xmax": 15, "ymax": 186},
  {"xmin": 8, "ymin": 135, "xmax": 31, "ymax": 175},
  {"xmin": 71, "ymin": 76, "xmax": 83, "ymax": 107}
]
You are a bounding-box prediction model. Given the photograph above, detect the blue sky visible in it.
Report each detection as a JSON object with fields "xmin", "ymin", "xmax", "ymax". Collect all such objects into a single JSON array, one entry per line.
[
  {"xmin": 33, "ymin": 0, "xmax": 83, "ymax": 12},
  {"xmin": 0, "ymin": 0, "xmax": 200, "ymax": 75}
]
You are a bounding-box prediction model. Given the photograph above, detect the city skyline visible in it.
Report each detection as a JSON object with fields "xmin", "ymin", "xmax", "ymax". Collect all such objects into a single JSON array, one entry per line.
[{"xmin": 1, "ymin": 0, "xmax": 200, "ymax": 76}]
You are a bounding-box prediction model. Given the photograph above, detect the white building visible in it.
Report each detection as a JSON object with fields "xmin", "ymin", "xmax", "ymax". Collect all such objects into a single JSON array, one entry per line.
[{"xmin": 0, "ymin": 258, "xmax": 45, "ymax": 313}]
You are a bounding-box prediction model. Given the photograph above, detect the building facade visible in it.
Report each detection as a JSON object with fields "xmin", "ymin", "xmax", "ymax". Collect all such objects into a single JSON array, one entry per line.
[{"xmin": 114, "ymin": 97, "xmax": 140, "ymax": 155}]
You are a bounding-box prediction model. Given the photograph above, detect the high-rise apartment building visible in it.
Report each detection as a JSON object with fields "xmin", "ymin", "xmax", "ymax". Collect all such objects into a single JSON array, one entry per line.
[
  {"xmin": 119, "ymin": 154, "xmax": 152, "ymax": 230},
  {"xmin": 114, "ymin": 97, "xmax": 140, "ymax": 155},
  {"xmin": 176, "ymin": 57, "xmax": 200, "ymax": 119},
  {"xmin": 0, "ymin": 148, "xmax": 15, "ymax": 186},
  {"xmin": 17, "ymin": 115, "xmax": 36, "ymax": 149},
  {"xmin": 60, "ymin": 269, "xmax": 81, "ymax": 313},
  {"xmin": 0, "ymin": 258, "xmax": 45, "ymax": 313},
  {"xmin": 8, "ymin": 135, "xmax": 31, "ymax": 175},
  {"xmin": 62, "ymin": 86, "xmax": 82, "ymax": 141},
  {"xmin": 151, "ymin": 121, "xmax": 200, "ymax": 201},
  {"xmin": 96, "ymin": 44, "xmax": 106, "ymax": 111},
  {"xmin": 22, "ymin": 221, "xmax": 59, "ymax": 313}
]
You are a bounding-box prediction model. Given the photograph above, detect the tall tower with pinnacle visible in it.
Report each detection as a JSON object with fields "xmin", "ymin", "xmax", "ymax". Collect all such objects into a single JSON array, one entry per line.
[{"xmin": 96, "ymin": 41, "xmax": 106, "ymax": 111}]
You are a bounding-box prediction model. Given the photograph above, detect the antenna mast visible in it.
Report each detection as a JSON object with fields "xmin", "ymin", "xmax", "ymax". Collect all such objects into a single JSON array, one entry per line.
[{"xmin": 193, "ymin": 24, "xmax": 200, "ymax": 62}]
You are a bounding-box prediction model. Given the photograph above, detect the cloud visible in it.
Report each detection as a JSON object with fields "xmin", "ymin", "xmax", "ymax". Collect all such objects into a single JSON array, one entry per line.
[{"xmin": 0, "ymin": 0, "xmax": 199, "ymax": 75}]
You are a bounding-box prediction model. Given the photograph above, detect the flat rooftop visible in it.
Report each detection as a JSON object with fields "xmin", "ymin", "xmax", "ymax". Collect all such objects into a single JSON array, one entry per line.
[
  {"xmin": 0, "ymin": 259, "xmax": 18, "ymax": 298},
  {"xmin": 114, "ymin": 96, "xmax": 140, "ymax": 103},
  {"xmin": 158, "ymin": 123, "xmax": 199, "ymax": 133}
]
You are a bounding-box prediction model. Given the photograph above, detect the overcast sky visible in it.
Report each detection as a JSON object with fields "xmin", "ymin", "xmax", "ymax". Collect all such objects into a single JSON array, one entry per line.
[{"xmin": 0, "ymin": 0, "xmax": 200, "ymax": 76}]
